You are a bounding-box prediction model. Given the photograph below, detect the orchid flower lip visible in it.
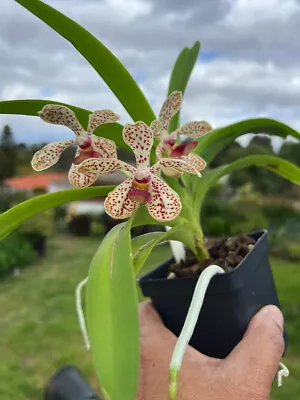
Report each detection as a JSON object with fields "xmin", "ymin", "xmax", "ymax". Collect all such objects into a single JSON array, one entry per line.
[
  {"xmin": 78, "ymin": 136, "xmax": 92, "ymax": 149},
  {"xmin": 128, "ymin": 188, "xmax": 152, "ymax": 203},
  {"xmin": 73, "ymin": 150, "xmax": 100, "ymax": 165},
  {"xmin": 134, "ymin": 174, "xmax": 151, "ymax": 183},
  {"xmin": 164, "ymin": 137, "xmax": 176, "ymax": 146}
]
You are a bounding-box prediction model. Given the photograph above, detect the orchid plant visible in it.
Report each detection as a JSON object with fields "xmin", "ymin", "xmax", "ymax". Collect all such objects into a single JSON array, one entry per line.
[{"xmin": 1, "ymin": 1, "xmax": 300, "ymax": 400}]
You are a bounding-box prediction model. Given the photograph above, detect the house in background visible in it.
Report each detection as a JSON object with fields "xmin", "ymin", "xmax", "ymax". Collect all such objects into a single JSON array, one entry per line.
[
  {"xmin": 3, "ymin": 170, "xmax": 125, "ymax": 217},
  {"xmin": 4, "ymin": 173, "xmax": 68, "ymax": 194}
]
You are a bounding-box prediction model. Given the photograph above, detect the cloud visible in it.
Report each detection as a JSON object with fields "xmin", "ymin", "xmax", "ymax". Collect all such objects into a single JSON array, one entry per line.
[{"xmin": 0, "ymin": 0, "xmax": 300, "ymax": 145}]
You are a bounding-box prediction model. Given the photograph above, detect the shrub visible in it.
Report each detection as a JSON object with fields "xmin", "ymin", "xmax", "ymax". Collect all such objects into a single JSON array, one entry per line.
[
  {"xmin": 0, "ymin": 233, "xmax": 37, "ymax": 277},
  {"xmin": 20, "ymin": 209, "xmax": 55, "ymax": 237},
  {"xmin": 261, "ymin": 203, "xmax": 300, "ymax": 227}
]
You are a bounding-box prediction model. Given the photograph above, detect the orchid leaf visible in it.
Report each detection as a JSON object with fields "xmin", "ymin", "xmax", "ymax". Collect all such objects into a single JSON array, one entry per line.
[
  {"xmin": 86, "ymin": 222, "xmax": 139, "ymax": 400},
  {"xmin": 168, "ymin": 41, "xmax": 200, "ymax": 131},
  {"xmin": 0, "ymin": 99, "xmax": 127, "ymax": 149},
  {"xmin": 132, "ymin": 225, "xmax": 197, "ymax": 274},
  {"xmin": 195, "ymin": 155, "xmax": 300, "ymax": 216},
  {"xmin": 16, "ymin": 0, "xmax": 155, "ymax": 123},
  {"xmin": 0, "ymin": 186, "xmax": 114, "ymax": 240},
  {"xmin": 196, "ymin": 118, "xmax": 300, "ymax": 164}
]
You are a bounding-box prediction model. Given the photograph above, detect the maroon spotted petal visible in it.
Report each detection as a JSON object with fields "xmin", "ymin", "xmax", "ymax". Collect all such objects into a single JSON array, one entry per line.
[
  {"xmin": 146, "ymin": 175, "xmax": 182, "ymax": 222},
  {"xmin": 31, "ymin": 140, "xmax": 75, "ymax": 171},
  {"xmin": 105, "ymin": 177, "xmax": 140, "ymax": 219},
  {"xmin": 123, "ymin": 122, "xmax": 153, "ymax": 168},
  {"xmin": 39, "ymin": 105, "xmax": 83, "ymax": 136}
]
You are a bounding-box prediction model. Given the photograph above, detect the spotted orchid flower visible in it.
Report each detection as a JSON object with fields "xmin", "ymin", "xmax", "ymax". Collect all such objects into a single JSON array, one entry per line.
[
  {"xmin": 150, "ymin": 91, "xmax": 212, "ymax": 176},
  {"xmin": 31, "ymin": 105, "xmax": 119, "ymax": 188},
  {"xmin": 78, "ymin": 121, "xmax": 204, "ymax": 222}
]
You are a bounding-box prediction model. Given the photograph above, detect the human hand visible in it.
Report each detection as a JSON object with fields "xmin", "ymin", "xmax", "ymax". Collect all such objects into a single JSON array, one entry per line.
[{"xmin": 137, "ymin": 302, "xmax": 284, "ymax": 400}]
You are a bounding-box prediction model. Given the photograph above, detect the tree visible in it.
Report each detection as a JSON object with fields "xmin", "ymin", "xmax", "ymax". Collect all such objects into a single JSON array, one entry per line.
[
  {"xmin": 229, "ymin": 135, "xmax": 281, "ymax": 195},
  {"xmin": 277, "ymin": 142, "xmax": 300, "ymax": 196},
  {"xmin": 248, "ymin": 136, "xmax": 273, "ymax": 153},
  {"xmin": 279, "ymin": 141, "xmax": 299, "ymax": 165},
  {"xmin": 0, "ymin": 125, "xmax": 17, "ymax": 182},
  {"xmin": 210, "ymin": 141, "xmax": 242, "ymax": 168}
]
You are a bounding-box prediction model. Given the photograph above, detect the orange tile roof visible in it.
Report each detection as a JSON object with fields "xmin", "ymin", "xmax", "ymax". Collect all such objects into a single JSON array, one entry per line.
[{"xmin": 4, "ymin": 173, "xmax": 67, "ymax": 190}]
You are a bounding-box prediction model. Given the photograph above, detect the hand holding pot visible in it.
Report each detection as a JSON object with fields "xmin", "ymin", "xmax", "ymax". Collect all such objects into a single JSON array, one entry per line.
[{"xmin": 137, "ymin": 302, "xmax": 284, "ymax": 400}]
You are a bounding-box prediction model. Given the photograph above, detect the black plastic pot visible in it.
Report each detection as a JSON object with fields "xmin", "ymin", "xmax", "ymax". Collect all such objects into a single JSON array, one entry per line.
[
  {"xmin": 23, "ymin": 233, "xmax": 47, "ymax": 257},
  {"xmin": 139, "ymin": 230, "xmax": 287, "ymax": 359},
  {"xmin": 44, "ymin": 365, "xmax": 100, "ymax": 400}
]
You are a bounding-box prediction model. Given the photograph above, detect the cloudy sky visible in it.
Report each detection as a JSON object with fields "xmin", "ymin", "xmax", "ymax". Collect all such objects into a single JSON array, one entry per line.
[{"xmin": 1, "ymin": 0, "xmax": 300, "ymax": 146}]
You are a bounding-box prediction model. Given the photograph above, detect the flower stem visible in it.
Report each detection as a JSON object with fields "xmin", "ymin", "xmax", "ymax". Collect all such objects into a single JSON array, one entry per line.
[
  {"xmin": 168, "ymin": 265, "xmax": 225, "ymax": 400},
  {"xmin": 182, "ymin": 200, "xmax": 210, "ymax": 264},
  {"xmin": 190, "ymin": 222, "xmax": 209, "ymax": 265},
  {"xmin": 194, "ymin": 236, "xmax": 210, "ymax": 265}
]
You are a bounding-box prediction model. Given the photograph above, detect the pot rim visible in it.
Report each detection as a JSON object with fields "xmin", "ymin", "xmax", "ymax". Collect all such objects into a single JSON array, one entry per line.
[{"xmin": 139, "ymin": 229, "xmax": 270, "ymax": 296}]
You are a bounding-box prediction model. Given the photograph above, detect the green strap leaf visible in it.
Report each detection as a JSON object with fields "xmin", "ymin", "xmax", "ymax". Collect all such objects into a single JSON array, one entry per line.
[
  {"xmin": 168, "ymin": 41, "xmax": 200, "ymax": 132},
  {"xmin": 132, "ymin": 232, "xmax": 167, "ymax": 274},
  {"xmin": 0, "ymin": 186, "xmax": 114, "ymax": 240},
  {"xmin": 16, "ymin": 0, "xmax": 155, "ymax": 123},
  {"xmin": 195, "ymin": 155, "xmax": 300, "ymax": 213},
  {"xmin": 0, "ymin": 99, "xmax": 126, "ymax": 149},
  {"xmin": 132, "ymin": 225, "xmax": 198, "ymax": 274},
  {"xmin": 0, "ymin": 99, "xmax": 91, "ymax": 122},
  {"xmin": 196, "ymin": 118, "xmax": 300, "ymax": 164},
  {"xmin": 86, "ymin": 222, "xmax": 139, "ymax": 400}
]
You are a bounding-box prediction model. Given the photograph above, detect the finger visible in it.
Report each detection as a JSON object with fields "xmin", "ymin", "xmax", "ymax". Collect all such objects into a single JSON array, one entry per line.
[
  {"xmin": 139, "ymin": 302, "xmax": 165, "ymax": 332},
  {"xmin": 138, "ymin": 302, "xmax": 218, "ymax": 366},
  {"xmin": 226, "ymin": 305, "xmax": 284, "ymax": 392}
]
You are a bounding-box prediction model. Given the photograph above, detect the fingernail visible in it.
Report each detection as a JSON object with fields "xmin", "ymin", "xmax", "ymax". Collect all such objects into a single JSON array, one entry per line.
[{"xmin": 259, "ymin": 305, "xmax": 284, "ymax": 330}]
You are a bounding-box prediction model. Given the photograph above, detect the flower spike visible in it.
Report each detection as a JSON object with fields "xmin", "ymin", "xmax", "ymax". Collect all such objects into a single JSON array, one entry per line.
[
  {"xmin": 31, "ymin": 105, "xmax": 119, "ymax": 188},
  {"xmin": 79, "ymin": 121, "xmax": 205, "ymax": 222}
]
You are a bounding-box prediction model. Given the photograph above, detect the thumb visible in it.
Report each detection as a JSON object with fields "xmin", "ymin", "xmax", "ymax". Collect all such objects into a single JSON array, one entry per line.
[{"xmin": 225, "ymin": 305, "xmax": 284, "ymax": 393}]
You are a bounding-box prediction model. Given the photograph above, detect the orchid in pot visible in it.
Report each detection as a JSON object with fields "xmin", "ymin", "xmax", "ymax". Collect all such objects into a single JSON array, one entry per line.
[{"xmin": 1, "ymin": 1, "xmax": 300, "ymax": 399}]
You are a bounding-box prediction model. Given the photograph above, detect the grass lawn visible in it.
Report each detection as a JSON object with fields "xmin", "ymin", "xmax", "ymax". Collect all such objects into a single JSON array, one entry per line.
[{"xmin": 0, "ymin": 235, "xmax": 299, "ymax": 399}]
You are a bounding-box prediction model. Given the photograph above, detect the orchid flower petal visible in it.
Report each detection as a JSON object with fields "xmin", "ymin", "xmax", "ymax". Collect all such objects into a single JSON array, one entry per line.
[
  {"xmin": 39, "ymin": 105, "xmax": 83, "ymax": 136},
  {"xmin": 161, "ymin": 166, "xmax": 183, "ymax": 178},
  {"xmin": 151, "ymin": 157, "xmax": 203, "ymax": 177},
  {"xmin": 150, "ymin": 120, "xmax": 163, "ymax": 140},
  {"xmin": 174, "ymin": 121, "xmax": 212, "ymax": 139},
  {"xmin": 31, "ymin": 140, "xmax": 75, "ymax": 171},
  {"xmin": 169, "ymin": 141, "xmax": 198, "ymax": 158},
  {"xmin": 105, "ymin": 177, "xmax": 140, "ymax": 219},
  {"xmin": 181, "ymin": 154, "xmax": 206, "ymax": 173},
  {"xmin": 158, "ymin": 91, "xmax": 182, "ymax": 132},
  {"xmin": 86, "ymin": 109, "xmax": 120, "ymax": 135},
  {"xmin": 155, "ymin": 143, "xmax": 164, "ymax": 160},
  {"xmin": 78, "ymin": 157, "xmax": 135, "ymax": 176},
  {"xmin": 68, "ymin": 163, "xmax": 98, "ymax": 188},
  {"xmin": 123, "ymin": 122, "xmax": 153, "ymax": 168},
  {"xmin": 92, "ymin": 136, "xmax": 117, "ymax": 158},
  {"xmin": 146, "ymin": 175, "xmax": 182, "ymax": 222}
]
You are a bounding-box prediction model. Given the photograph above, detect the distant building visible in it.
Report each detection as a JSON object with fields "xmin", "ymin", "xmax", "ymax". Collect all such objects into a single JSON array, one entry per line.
[
  {"xmin": 3, "ymin": 170, "xmax": 125, "ymax": 216},
  {"xmin": 4, "ymin": 173, "xmax": 68, "ymax": 194}
]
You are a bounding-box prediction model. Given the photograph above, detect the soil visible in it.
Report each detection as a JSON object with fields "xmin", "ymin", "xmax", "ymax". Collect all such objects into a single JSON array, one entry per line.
[{"xmin": 169, "ymin": 234, "xmax": 256, "ymax": 278}]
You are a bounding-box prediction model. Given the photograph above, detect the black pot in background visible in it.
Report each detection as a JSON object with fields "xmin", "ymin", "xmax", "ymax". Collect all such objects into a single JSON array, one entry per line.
[
  {"xmin": 139, "ymin": 230, "xmax": 287, "ymax": 359},
  {"xmin": 44, "ymin": 365, "xmax": 100, "ymax": 400},
  {"xmin": 68, "ymin": 216, "xmax": 91, "ymax": 236},
  {"xmin": 23, "ymin": 233, "xmax": 47, "ymax": 257}
]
